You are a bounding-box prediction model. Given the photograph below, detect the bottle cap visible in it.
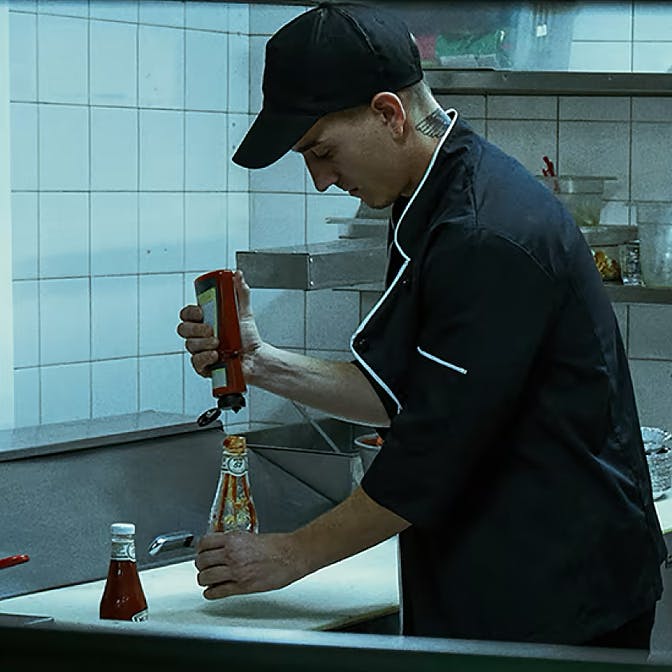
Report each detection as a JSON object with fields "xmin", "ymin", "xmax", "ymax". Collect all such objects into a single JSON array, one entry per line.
[
  {"xmin": 111, "ymin": 522, "xmax": 135, "ymax": 535},
  {"xmin": 223, "ymin": 435, "xmax": 246, "ymax": 454}
]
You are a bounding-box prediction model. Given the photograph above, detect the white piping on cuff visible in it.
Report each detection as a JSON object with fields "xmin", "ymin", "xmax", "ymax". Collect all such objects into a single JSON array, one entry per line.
[{"xmin": 417, "ymin": 346, "xmax": 468, "ymax": 375}]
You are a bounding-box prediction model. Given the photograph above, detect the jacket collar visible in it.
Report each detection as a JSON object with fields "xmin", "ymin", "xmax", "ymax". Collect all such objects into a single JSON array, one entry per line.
[{"xmin": 391, "ymin": 112, "xmax": 477, "ymax": 263}]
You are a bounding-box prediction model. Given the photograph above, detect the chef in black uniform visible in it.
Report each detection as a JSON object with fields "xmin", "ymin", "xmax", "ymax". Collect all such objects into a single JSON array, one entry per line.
[{"xmin": 177, "ymin": 2, "xmax": 666, "ymax": 650}]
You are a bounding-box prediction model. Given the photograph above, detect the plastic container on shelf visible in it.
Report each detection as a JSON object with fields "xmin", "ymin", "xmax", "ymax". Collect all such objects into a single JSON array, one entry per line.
[
  {"xmin": 636, "ymin": 203, "xmax": 672, "ymax": 288},
  {"xmin": 641, "ymin": 426, "xmax": 672, "ymax": 500},
  {"xmin": 538, "ymin": 176, "xmax": 615, "ymax": 228}
]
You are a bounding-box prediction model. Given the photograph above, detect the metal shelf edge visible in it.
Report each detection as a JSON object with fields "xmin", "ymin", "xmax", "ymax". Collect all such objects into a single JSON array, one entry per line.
[{"xmin": 425, "ymin": 69, "xmax": 672, "ymax": 97}]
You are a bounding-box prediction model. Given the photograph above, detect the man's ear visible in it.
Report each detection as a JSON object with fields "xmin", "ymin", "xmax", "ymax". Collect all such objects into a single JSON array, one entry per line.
[{"xmin": 370, "ymin": 92, "xmax": 406, "ymax": 138}]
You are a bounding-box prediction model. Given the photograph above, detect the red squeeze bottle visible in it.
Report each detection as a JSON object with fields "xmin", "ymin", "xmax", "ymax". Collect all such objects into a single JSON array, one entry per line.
[
  {"xmin": 99, "ymin": 523, "xmax": 148, "ymax": 622},
  {"xmin": 194, "ymin": 269, "xmax": 247, "ymax": 426}
]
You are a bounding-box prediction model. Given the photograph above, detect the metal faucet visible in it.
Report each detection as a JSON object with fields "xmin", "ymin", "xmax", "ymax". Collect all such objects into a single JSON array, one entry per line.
[{"xmin": 147, "ymin": 531, "xmax": 195, "ymax": 557}]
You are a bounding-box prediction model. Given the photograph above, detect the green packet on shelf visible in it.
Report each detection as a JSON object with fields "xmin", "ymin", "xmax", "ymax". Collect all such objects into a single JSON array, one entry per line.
[{"xmin": 435, "ymin": 29, "xmax": 510, "ymax": 68}]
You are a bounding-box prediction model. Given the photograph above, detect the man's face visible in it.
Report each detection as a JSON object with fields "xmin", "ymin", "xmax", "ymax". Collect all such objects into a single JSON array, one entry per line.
[{"xmin": 292, "ymin": 106, "xmax": 408, "ymax": 209}]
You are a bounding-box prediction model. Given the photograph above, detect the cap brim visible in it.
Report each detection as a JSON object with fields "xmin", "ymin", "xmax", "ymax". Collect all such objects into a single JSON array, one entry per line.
[{"xmin": 232, "ymin": 109, "xmax": 322, "ymax": 169}]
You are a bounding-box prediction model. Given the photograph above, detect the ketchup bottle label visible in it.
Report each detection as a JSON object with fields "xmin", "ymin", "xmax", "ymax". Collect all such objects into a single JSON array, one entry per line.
[
  {"xmin": 223, "ymin": 454, "xmax": 247, "ymax": 476},
  {"xmin": 111, "ymin": 538, "xmax": 136, "ymax": 561}
]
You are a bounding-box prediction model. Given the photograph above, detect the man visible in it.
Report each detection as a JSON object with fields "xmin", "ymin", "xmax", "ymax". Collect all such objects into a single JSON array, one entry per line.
[{"xmin": 177, "ymin": 2, "xmax": 666, "ymax": 649}]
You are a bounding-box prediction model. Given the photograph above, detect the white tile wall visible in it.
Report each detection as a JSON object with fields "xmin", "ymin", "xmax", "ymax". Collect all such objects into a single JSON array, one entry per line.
[
  {"xmin": 91, "ymin": 275, "xmax": 138, "ymax": 359},
  {"xmin": 252, "ymin": 288, "xmax": 305, "ymax": 348},
  {"xmin": 12, "ymin": 280, "xmax": 39, "ymax": 368},
  {"xmin": 228, "ymin": 113, "xmax": 251, "ymax": 191},
  {"xmin": 39, "ymin": 277, "xmax": 90, "ymax": 365},
  {"xmin": 38, "ymin": 192, "xmax": 89, "ymax": 277},
  {"xmin": 634, "ymin": 2, "xmax": 672, "ymax": 41},
  {"xmin": 631, "ymin": 123, "xmax": 672, "ymax": 201},
  {"xmin": 37, "ymin": 14, "xmax": 88, "ymax": 103},
  {"xmin": 306, "ymin": 193, "xmax": 359, "ymax": 244},
  {"xmin": 90, "ymin": 107, "xmax": 138, "ymax": 190},
  {"xmin": 139, "ymin": 353, "xmax": 183, "ymax": 413},
  {"xmin": 183, "ymin": 351, "xmax": 219, "ymax": 419},
  {"xmin": 249, "ymin": 192, "xmax": 305, "ymax": 248},
  {"xmin": 90, "ymin": 193, "xmax": 138, "ymax": 276},
  {"xmin": 306, "ymin": 289, "xmax": 360, "ymax": 351},
  {"xmin": 39, "ymin": 104, "xmax": 89, "ymax": 190},
  {"xmin": 633, "ymin": 43, "xmax": 672, "ymax": 73},
  {"xmin": 10, "ymin": 103, "xmax": 38, "ymax": 190},
  {"xmin": 11, "ymin": 192, "xmax": 38, "ymax": 279},
  {"xmin": 7, "ymin": 1, "xmax": 672, "ymax": 430},
  {"xmin": 569, "ymin": 42, "xmax": 632, "ymax": 72},
  {"xmin": 572, "ymin": 3, "xmax": 632, "ymax": 41},
  {"xmin": 138, "ymin": 193, "xmax": 184, "ymax": 273},
  {"xmin": 558, "ymin": 121, "xmax": 630, "ymax": 199},
  {"xmin": 487, "ymin": 95, "xmax": 557, "ymax": 120},
  {"xmin": 138, "ymin": 24, "xmax": 184, "ymax": 109},
  {"xmin": 185, "ymin": 112, "xmax": 228, "ymax": 190},
  {"xmin": 139, "ymin": 0, "xmax": 184, "ymax": 28},
  {"xmin": 41, "ymin": 362, "xmax": 90, "ymax": 424},
  {"xmin": 9, "ymin": 11, "xmax": 36, "ymax": 101},
  {"xmin": 92, "ymin": 357, "xmax": 139, "ymax": 417},
  {"xmin": 13, "ymin": 367, "xmax": 39, "ymax": 427},
  {"xmin": 90, "ymin": 20, "xmax": 137, "ymax": 106},
  {"xmin": 185, "ymin": 1, "xmax": 229, "ymax": 31},
  {"xmin": 227, "ymin": 192, "xmax": 250, "ymax": 269},
  {"xmin": 38, "ymin": 0, "xmax": 87, "ymax": 18},
  {"xmin": 89, "ymin": 0, "xmax": 138, "ymax": 23},
  {"xmin": 139, "ymin": 109, "xmax": 183, "ymax": 190},
  {"xmin": 185, "ymin": 30, "xmax": 228, "ymax": 111},
  {"xmin": 249, "ymin": 150, "xmax": 305, "ymax": 193},
  {"xmin": 184, "ymin": 192, "xmax": 228, "ymax": 272},
  {"xmin": 138, "ymin": 273, "xmax": 184, "ymax": 355},
  {"xmin": 486, "ymin": 119, "xmax": 557, "ymax": 176},
  {"xmin": 228, "ymin": 32, "xmax": 249, "ymax": 114}
]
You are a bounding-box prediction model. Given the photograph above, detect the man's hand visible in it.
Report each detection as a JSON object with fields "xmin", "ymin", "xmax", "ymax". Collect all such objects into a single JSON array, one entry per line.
[
  {"xmin": 177, "ymin": 270, "xmax": 263, "ymax": 380},
  {"xmin": 194, "ymin": 488, "xmax": 409, "ymax": 601},
  {"xmin": 195, "ymin": 531, "xmax": 306, "ymax": 600}
]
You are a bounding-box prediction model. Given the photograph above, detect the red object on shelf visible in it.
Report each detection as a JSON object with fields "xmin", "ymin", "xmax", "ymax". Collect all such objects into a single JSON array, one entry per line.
[
  {"xmin": 542, "ymin": 155, "xmax": 556, "ymax": 177},
  {"xmin": 415, "ymin": 34, "xmax": 437, "ymax": 61},
  {"xmin": 0, "ymin": 554, "xmax": 30, "ymax": 570}
]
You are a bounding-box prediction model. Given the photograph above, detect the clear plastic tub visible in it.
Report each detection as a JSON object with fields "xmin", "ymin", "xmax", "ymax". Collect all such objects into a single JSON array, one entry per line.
[
  {"xmin": 636, "ymin": 203, "xmax": 672, "ymax": 288},
  {"xmin": 538, "ymin": 176, "xmax": 615, "ymax": 227}
]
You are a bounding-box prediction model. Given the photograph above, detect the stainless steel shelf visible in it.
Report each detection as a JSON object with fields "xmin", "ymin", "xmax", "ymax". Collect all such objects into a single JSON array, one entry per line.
[
  {"xmin": 604, "ymin": 284, "xmax": 672, "ymax": 305},
  {"xmin": 236, "ymin": 239, "xmax": 387, "ymax": 291},
  {"xmin": 338, "ymin": 281, "xmax": 672, "ymax": 305},
  {"xmin": 425, "ymin": 69, "xmax": 672, "ymax": 97}
]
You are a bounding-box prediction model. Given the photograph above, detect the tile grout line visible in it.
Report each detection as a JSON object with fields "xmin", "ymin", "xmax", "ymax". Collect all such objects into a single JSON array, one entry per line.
[
  {"xmin": 87, "ymin": 0, "xmax": 92, "ymax": 420},
  {"xmin": 35, "ymin": 5, "xmax": 42, "ymax": 424},
  {"xmin": 135, "ymin": 9, "xmax": 141, "ymax": 415}
]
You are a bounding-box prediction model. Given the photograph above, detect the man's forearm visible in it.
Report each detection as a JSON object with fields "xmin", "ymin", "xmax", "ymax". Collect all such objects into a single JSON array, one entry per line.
[
  {"xmin": 290, "ymin": 486, "xmax": 410, "ymax": 576},
  {"xmin": 247, "ymin": 343, "xmax": 391, "ymax": 427}
]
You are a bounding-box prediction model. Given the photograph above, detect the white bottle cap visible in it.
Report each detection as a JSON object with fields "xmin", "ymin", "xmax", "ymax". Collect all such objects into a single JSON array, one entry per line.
[{"xmin": 111, "ymin": 522, "xmax": 135, "ymax": 535}]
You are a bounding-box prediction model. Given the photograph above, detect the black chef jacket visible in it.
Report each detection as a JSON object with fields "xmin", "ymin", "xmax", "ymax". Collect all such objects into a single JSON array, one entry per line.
[{"xmin": 354, "ymin": 114, "xmax": 666, "ymax": 644}]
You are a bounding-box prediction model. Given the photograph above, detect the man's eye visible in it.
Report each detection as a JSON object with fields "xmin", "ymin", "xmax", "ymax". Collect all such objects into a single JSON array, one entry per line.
[{"xmin": 314, "ymin": 150, "xmax": 331, "ymax": 160}]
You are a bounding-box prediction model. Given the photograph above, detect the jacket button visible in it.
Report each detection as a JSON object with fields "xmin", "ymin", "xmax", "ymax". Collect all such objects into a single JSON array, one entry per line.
[
  {"xmin": 401, "ymin": 276, "xmax": 410, "ymax": 287},
  {"xmin": 354, "ymin": 337, "xmax": 369, "ymax": 352}
]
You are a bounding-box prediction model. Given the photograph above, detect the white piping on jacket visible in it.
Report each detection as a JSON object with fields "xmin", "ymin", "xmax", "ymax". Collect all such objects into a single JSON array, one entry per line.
[
  {"xmin": 417, "ymin": 346, "xmax": 467, "ymax": 375},
  {"xmin": 350, "ymin": 109, "xmax": 459, "ymax": 415}
]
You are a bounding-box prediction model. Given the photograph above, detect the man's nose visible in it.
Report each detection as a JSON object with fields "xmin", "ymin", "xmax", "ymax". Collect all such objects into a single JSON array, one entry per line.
[{"xmin": 305, "ymin": 159, "xmax": 337, "ymax": 192}]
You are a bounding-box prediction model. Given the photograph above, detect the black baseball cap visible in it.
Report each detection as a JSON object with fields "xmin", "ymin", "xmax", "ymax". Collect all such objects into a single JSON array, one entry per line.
[{"xmin": 232, "ymin": 2, "xmax": 423, "ymax": 169}]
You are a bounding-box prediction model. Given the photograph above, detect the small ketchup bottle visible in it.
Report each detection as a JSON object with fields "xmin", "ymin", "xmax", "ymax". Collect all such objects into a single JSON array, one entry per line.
[
  {"xmin": 208, "ymin": 435, "xmax": 258, "ymax": 534},
  {"xmin": 99, "ymin": 522, "xmax": 149, "ymax": 622}
]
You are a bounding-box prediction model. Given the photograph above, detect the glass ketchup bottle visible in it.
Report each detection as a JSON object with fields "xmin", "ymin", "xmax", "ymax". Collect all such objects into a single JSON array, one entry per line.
[
  {"xmin": 99, "ymin": 522, "xmax": 149, "ymax": 622},
  {"xmin": 208, "ymin": 435, "xmax": 258, "ymax": 533}
]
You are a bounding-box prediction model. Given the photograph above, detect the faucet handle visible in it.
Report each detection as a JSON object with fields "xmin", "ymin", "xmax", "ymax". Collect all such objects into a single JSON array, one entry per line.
[
  {"xmin": 0, "ymin": 554, "xmax": 30, "ymax": 570},
  {"xmin": 147, "ymin": 531, "xmax": 195, "ymax": 557}
]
